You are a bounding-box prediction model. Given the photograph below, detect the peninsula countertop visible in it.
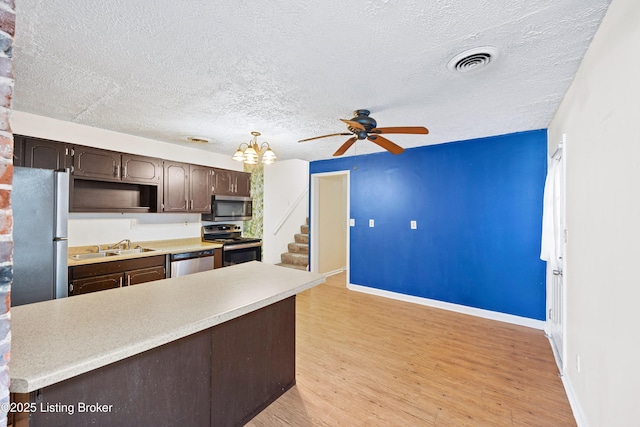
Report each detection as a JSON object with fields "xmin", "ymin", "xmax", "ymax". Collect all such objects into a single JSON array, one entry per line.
[{"xmin": 9, "ymin": 262, "xmax": 325, "ymax": 393}]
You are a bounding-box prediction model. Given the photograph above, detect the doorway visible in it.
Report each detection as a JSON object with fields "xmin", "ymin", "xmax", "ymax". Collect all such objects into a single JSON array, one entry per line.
[
  {"xmin": 310, "ymin": 171, "xmax": 350, "ymax": 281},
  {"xmin": 545, "ymin": 135, "xmax": 567, "ymax": 372}
]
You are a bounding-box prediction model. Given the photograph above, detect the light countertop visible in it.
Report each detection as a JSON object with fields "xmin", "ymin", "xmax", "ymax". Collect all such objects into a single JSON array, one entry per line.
[
  {"xmin": 9, "ymin": 262, "xmax": 325, "ymax": 393},
  {"xmin": 68, "ymin": 238, "xmax": 223, "ymax": 266}
]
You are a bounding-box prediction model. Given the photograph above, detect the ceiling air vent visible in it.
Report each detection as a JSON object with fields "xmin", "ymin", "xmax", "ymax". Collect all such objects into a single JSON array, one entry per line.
[
  {"xmin": 447, "ymin": 46, "xmax": 499, "ymax": 73},
  {"xmin": 186, "ymin": 136, "xmax": 210, "ymax": 144}
]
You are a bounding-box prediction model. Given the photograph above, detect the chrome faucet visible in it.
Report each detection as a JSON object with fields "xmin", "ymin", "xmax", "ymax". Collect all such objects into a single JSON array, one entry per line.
[{"xmin": 108, "ymin": 239, "xmax": 132, "ymax": 250}]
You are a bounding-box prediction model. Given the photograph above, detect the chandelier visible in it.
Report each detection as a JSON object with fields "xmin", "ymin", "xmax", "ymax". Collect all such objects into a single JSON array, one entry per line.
[{"xmin": 232, "ymin": 131, "xmax": 277, "ymax": 165}]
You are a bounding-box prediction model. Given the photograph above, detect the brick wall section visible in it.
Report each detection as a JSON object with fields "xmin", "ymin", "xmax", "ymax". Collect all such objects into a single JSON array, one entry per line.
[{"xmin": 0, "ymin": 1, "xmax": 14, "ymax": 426}]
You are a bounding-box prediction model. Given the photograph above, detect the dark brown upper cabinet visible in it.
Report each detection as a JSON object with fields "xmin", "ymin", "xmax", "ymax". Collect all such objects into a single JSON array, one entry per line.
[
  {"xmin": 190, "ymin": 165, "xmax": 213, "ymax": 212},
  {"xmin": 71, "ymin": 146, "xmax": 162, "ymax": 213},
  {"xmin": 12, "ymin": 134, "xmax": 24, "ymax": 166},
  {"xmin": 163, "ymin": 161, "xmax": 189, "ymax": 212},
  {"xmin": 163, "ymin": 161, "xmax": 212, "ymax": 213},
  {"xmin": 73, "ymin": 146, "xmax": 161, "ymax": 185},
  {"xmin": 213, "ymin": 169, "xmax": 251, "ymax": 197},
  {"xmin": 122, "ymin": 154, "xmax": 163, "ymax": 185},
  {"xmin": 13, "ymin": 134, "xmax": 252, "ymax": 214},
  {"xmin": 235, "ymin": 171, "xmax": 251, "ymax": 197},
  {"xmin": 73, "ymin": 146, "xmax": 122, "ymax": 181},
  {"xmin": 20, "ymin": 136, "xmax": 73, "ymax": 171}
]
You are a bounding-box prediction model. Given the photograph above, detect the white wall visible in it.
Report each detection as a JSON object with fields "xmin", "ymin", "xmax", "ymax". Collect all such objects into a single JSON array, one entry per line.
[
  {"xmin": 263, "ymin": 159, "xmax": 308, "ymax": 264},
  {"xmin": 12, "ymin": 111, "xmax": 242, "ymax": 169},
  {"xmin": 548, "ymin": 1, "xmax": 640, "ymax": 425},
  {"xmin": 12, "ymin": 111, "xmax": 243, "ymax": 245}
]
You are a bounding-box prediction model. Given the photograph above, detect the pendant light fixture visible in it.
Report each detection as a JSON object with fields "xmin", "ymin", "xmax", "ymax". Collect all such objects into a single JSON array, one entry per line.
[{"xmin": 232, "ymin": 131, "xmax": 277, "ymax": 165}]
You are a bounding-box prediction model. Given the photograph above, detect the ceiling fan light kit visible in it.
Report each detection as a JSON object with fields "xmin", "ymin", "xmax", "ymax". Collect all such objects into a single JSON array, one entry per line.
[
  {"xmin": 299, "ymin": 109, "xmax": 429, "ymax": 157},
  {"xmin": 232, "ymin": 131, "xmax": 277, "ymax": 165}
]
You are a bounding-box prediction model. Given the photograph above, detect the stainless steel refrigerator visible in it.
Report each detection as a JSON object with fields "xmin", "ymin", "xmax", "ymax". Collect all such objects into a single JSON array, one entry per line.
[{"xmin": 12, "ymin": 167, "xmax": 69, "ymax": 306}]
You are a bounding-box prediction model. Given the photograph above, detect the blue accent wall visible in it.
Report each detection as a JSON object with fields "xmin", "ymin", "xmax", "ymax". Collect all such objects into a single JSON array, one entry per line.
[{"xmin": 310, "ymin": 129, "xmax": 547, "ymax": 320}]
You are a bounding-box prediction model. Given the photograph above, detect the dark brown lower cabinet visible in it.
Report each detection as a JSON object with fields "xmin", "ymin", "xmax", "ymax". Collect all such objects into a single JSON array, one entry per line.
[
  {"xmin": 69, "ymin": 255, "xmax": 167, "ymax": 296},
  {"xmin": 70, "ymin": 272, "xmax": 123, "ymax": 295},
  {"xmin": 9, "ymin": 296, "xmax": 296, "ymax": 427},
  {"xmin": 125, "ymin": 266, "xmax": 166, "ymax": 285}
]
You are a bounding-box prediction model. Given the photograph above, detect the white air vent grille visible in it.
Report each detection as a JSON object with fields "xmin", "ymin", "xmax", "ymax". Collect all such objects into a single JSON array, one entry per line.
[{"xmin": 447, "ymin": 47, "xmax": 499, "ymax": 73}]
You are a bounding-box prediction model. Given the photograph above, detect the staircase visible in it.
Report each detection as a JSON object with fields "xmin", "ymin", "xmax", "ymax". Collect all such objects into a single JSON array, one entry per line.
[{"xmin": 277, "ymin": 221, "xmax": 309, "ymax": 271}]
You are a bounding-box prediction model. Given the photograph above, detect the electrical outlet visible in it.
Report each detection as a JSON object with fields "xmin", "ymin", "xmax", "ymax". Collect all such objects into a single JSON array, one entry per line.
[
  {"xmin": 369, "ymin": 219, "xmax": 374, "ymax": 227},
  {"xmin": 410, "ymin": 220, "xmax": 417, "ymax": 229},
  {"xmin": 130, "ymin": 219, "xmax": 137, "ymax": 229},
  {"xmin": 349, "ymin": 218, "xmax": 355, "ymax": 226}
]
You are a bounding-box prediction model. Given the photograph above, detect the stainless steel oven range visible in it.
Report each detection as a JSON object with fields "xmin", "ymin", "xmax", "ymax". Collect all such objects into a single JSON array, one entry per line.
[{"xmin": 201, "ymin": 224, "xmax": 262, "ymax": 267}]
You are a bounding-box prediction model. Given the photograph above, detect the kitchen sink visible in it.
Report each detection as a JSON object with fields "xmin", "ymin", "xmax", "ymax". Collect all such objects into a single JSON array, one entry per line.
[
  {"xmin": 69, "ymin": 247, "xmax": 157, "ymax": 260},
  {"xmin": 109, "ymin": 247, "xmax": 157, "ymax": 256},
  {"xmin": 69, "ymin": 252, "xmax": 108, "ymax": 260}
]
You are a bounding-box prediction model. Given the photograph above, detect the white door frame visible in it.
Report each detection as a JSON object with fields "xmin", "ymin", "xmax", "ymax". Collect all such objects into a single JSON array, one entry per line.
[
  {"xmin": 559, "ymin": 133, "xmax": 567, "ymax": 371},
  {"xmin": 546, "ymin": 133, "xmax": 567, "ymax": 373},
  {"xmin": 309, "ymin": 170, "xmax": 350, "ymax": 283}
]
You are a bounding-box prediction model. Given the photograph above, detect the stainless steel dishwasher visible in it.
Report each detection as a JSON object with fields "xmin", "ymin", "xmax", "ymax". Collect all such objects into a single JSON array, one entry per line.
[{"xmin": 169, "ymin": 249, "xmax": 215, "ymax": 277}]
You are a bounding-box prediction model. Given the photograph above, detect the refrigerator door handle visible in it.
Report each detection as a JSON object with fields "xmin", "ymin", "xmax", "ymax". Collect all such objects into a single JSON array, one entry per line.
[
  {"xmin": 54, "ymin": 238, "xmax": 69, "ymax": 299},
  {"xmin": 54, "ymin": 171, "xmax": 70, "ymax": 238}
]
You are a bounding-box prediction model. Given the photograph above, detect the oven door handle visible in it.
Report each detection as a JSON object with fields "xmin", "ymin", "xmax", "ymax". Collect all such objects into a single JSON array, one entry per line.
[{"xmin": 224, "ymin": 242, "xmax": 262, "ymax": 250}]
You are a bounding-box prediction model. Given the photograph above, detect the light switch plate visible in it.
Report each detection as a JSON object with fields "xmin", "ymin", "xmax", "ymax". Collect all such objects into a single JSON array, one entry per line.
[
  {"xmin": 349, "ymin": 218, "xmax": 355, "ymax": 226},
  {"xmin": 369, "ymin": 219, "xmax": 374, "ymax": 227},
  {"xmin": 411, "ymin": 220, "xmax": 417, "ymax": 229}
]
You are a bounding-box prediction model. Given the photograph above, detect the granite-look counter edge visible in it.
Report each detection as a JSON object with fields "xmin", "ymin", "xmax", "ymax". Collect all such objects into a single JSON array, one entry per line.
[{"xmin": 10, "ymin": 261, "xmax": 325, "ymax": 393}]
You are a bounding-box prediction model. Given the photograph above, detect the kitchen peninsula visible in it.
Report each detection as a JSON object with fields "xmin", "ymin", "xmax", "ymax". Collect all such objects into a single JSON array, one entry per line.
[{"xmin": 9, "ymin": 262, "xmax": 325, "ymax": 427}]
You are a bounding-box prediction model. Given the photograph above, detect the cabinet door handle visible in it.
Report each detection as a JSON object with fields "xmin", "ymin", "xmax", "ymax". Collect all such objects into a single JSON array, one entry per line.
[
  {"xmin": 114, "ymin": 164, "xmax": 119, "ymax": 178},
  {"xmin": 122, "ymin": 165, "xmax": 127, "ymax": 178},
  {"xmin": 119, "ymin": 276, "xmax": 123, "ymax": 288},
  {"xmin": 127, "ymin": 275, "xmax": 131, "ymax": 286}
]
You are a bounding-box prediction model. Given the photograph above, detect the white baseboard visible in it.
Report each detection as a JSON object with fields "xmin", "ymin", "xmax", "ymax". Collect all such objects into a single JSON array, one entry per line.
[
  {"xmin": 322, "ymin": 267, "xmax": 346, "ymax": 277},
  {"xmin": 559, "ymin": 370, "xmax": 589, "ymax": 427},
  {"xmin": 545, "ymin": 336, "xmax": 586, "ymax": 427},
  {"xmin": 347, "ymin": 283, "xmax": 545, "ymax": 330}
]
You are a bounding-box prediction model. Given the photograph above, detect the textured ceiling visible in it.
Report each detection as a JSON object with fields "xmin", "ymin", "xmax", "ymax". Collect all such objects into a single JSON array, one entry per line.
[{"xmin": 12, "ymin": 0, "xmax": 611, "ymax": 161}]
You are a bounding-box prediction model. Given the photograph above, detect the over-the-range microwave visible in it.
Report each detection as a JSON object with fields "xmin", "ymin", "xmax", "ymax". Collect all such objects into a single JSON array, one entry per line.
[{"xmin": 201, "ymin": 195, "xmax": 252, "ymax": 222}]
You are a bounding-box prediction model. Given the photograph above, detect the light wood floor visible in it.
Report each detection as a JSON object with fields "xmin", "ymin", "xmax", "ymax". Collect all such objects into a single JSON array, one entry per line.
[{"xmin": 247, "ymin": 273, "xmax": 575, "ymax": 426}]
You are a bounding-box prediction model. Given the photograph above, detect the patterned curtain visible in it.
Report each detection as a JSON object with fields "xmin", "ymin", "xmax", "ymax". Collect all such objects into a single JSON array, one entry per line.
[{"xmin": 243, "ymin": 163, "xmax": 263, "ymax": 239}]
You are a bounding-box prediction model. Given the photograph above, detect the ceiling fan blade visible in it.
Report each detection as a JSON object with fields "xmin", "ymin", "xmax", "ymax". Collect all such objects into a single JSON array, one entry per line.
[
  {"xmin": 298, "ymin": 133, "xmax": 352, "ymax": 142},
  {"xmin": 333, "ymin": 136, "xmax": 357, "ymax": 156},
  {"xmin": 339, "ymin": 119, "xmax": 366, "ymax": 132},
  {"xmin": 370, "ymin": 126, "xmax": 429, "ymax": 135},
  {"xmin": 367, "ymin": 135, "xmax": 404, "ymax": 155}
]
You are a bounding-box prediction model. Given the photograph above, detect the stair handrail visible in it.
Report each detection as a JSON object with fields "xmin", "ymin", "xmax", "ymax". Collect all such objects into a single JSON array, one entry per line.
[{"xmin": 272, "ymin": 187, "xmax": 308, "ymax": 235}]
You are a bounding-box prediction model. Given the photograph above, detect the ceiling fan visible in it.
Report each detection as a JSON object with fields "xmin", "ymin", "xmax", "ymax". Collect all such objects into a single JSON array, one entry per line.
[{"xmin": 298, "ymin": 109, "xmax": 429, "ymax": 156}]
